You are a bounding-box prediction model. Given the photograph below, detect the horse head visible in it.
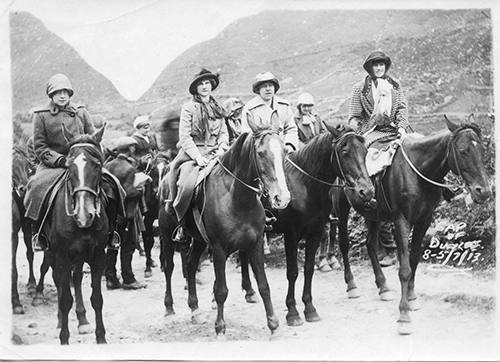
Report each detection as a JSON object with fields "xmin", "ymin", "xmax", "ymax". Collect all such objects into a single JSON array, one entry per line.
[
  {"xmin": 12, "ymin": 141, "xmax": 32, "ymax": 199},
  {"xmin": 64, "ymin": 124, "xmax": 106, "ymax": 228},
  {"xmin": 323, "ymin": 120, "xmax": 374, "ymax": 203},
  {"xmin": 444, "ymin": 115, "xmax": 492, "ymax": 203}
]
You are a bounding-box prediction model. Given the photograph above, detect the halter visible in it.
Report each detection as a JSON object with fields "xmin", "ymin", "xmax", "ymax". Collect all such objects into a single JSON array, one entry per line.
[
  {"xmin": 217, "ymin": 130, "xmax": 279, "ymax": 197},
  {"xmin": 400, "ymin": 127, "xmax": 475, "ymax": 190},
  {"xmin": 286, "ymin": 131, "xmax": 359, "ymax": 189},
  {"xmin": 64, "ymin": 142, "xmax": 103, "ymax": 217}
]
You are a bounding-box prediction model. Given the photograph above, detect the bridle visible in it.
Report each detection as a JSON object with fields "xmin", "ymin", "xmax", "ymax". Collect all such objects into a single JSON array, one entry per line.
[
  {"xmin": 65, "ymin": 142, "xmax": 103, "ymax": 217},
  {"xmin": 286, "ymin": 131, "xmax": 361, "ymax": 189},
  {"xmin": 400, "ymin": 126, "xmax": 478, "ymax": 190},
  {"xmin": 217, "ymin": 129, "xmax": 280, "ymax": 197}
]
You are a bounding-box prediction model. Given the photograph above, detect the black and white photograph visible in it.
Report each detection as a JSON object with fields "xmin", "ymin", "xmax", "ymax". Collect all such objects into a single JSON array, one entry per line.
[{"xmin": 1, "ymin": 0, "xmax": 497, "ymax": 360}]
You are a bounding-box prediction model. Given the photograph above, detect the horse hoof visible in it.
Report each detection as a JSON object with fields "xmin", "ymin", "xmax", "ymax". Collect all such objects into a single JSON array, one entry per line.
[
  {"xmin": 286, "ymin": 315, "xmax": 303, "ymax": 327},
  {"xmin": 215, "ymin": 333, "xmax": 227, "ymax": 341},
  {"xmin": 144, "ymin": 270, "xmax": 152, "ymax": 278},
  {"xmin": 347, "ymin": 288, "xmax": 361, "ymax": 299},
  {"xmin": 409, "ymin": 298, "xmax": 422, "ymax": 311},
  {"xmin": 13, "ymin": 306, "xmax": 25, "ymax": 315},
  {"xmin": 32, "ymin": 297, "xmax": 45, "ymax": 307},
  {"xmin": 328, "ymin": 257, "xmax": 341, "ymax": 270},
  {"xmin": 191, "ymin": 310, "xmax": 207, "ymax": 324},
  {"xmin": 379, "ymin": 290, "xmax": 395, "ymax": 301},
  {"xmin": 78, "ymin": 324, "xmax": 93, "ymax": 334},
  {"xmin": 245, "ymin": 293, "xmax": 259, "ymax": 304},
  {"xmin": 268, "ymin": 315, "xmax": 279, "ymax": 331},
  {"xmin": 27, "ymin": 286, "xmax": 37, "ymax": 294},
  {"xmin": 397, "ymin": 321, "xmax": 414, "ymax": 335},
  {"xmin": 305, "ymin": 311, "xmax": 321, "ymax": 323},
  {"xmin": 97, "ymin": 337, "xmax": 107, "ymax": 344},
  {"xmin": 164, "ymin": 307, "xmax": 175, "ymax": 317}
]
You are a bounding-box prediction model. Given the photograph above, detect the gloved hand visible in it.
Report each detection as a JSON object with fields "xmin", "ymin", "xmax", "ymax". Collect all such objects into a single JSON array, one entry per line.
[
  {"xmin": 195, "ymin": 156, "xmax": 209, "ymax": 167},
  {"xmin": 56, "ymin": 156, "xmax": 67, "ymax": 168}
]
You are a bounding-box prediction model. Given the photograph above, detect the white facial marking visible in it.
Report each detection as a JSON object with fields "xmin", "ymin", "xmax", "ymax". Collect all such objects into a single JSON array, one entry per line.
[
  {"xmin": 74, "ymin": 153, "xmax": 87, "ymax": 189},
  {"xmin": 269, "ymin": 138, "xmax": 290, "ymax": 198},
  {"xmin": 472, "ymin": 140, "xmax": 478, "ymax": 147}
]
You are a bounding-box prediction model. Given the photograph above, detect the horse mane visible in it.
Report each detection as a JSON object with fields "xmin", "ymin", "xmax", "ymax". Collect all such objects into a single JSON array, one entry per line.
[
  {"xmin": 68, "ymin": 134, "xmax": 104, "ymax": 164},
  {"xmin": 289, "ymin": 132, "xmax": 334, "ymax": 179},
  {"xmin": 219, "ymin": 132, "xmax": 252, "ymax": 171}
]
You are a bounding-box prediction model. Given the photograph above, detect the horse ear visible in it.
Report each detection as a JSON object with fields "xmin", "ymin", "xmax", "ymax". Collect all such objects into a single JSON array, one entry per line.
[
  {"xmin": 467, "ymin": 113, "xmax": 476, "ymax": 124},
  {"xmin": 322, "ymin": 119, "xmax": 343, "ymax": 138},
  {"xmin": 270, "ymin": 112, "xmax": 280, "ymax": 133},
  {"xmin": 94, "ymin": 122, "xmax": 107, "ymax": 144},
  {"xmin": 444, "ymin": 115, "xmax": 459, "ymax": 132},
  {"xmin": 61, "ymin": 123, "xmax": 75, "ymax": 143},
  {"xmin": 246, "ymin": 112, "xmax": 259, "ymax": 133}
]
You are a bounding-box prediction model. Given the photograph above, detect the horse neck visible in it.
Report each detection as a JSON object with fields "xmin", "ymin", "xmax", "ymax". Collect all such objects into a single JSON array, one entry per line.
[
  {"xmin": 290, "ymin": 134, "xmax": 338, "ymax": 187},
  {"xmin": 405, "ymin": 130, "xmax": 451, "ymax": 180}
]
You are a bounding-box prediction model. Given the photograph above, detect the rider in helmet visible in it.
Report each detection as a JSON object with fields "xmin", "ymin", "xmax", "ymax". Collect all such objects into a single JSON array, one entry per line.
[{"xmin": 294, "ymin": 92, "xmax": 325, "ymax": 145}]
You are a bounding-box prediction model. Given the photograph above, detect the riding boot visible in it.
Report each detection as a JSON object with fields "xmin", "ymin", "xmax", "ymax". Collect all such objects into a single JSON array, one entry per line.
[
  {"xmin": 31, "ymin": 220, "xmax": 49, "ymax": 252},
  {"xmin": 106, "ymin": 199, "xmax": 121, "ymax": 250}
]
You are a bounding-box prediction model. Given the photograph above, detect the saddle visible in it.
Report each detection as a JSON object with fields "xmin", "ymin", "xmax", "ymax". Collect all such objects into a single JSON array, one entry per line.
[
  {"xmin": 173, "ymin": 158, "xmax": 217, "ymax": 223},
  {"xmin": 365, "ymin": 137, "xmax": 401, "ymax": 177}
]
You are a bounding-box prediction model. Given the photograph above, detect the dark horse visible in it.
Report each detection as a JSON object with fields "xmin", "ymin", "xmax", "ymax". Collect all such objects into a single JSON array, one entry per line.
[
  {"xmin": 40, "ymin": 125, "xmax": 109, "ymax": 344},
  {"xmin": 240, "ymin": 120, "xmax": 375, "ymax": 326},
  {"xmin": 12, "ymin": 141, "xmax": 35, "ymax": 314},
  {"xmin": 334, "ymin": 115, "xmax": 491, "ymax": 335},
  {"xmin": 142, "ymin": 113, "xmax": 180, "ymax": 277},
  {"xmin": 159, "ymin": 121, "xmax": 291, "ymax": 337}
]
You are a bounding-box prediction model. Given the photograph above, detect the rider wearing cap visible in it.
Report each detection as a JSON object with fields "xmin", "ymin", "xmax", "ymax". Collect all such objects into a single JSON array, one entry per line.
[
  {"xmin": 294, "ymin": 92, "xmax": 325, "ymax": 145},
  {"xmin": 104, "ymin": 136, "xmax": 147, "ymax": 290},
  {"xmin": 240, "ymin": 71, "xmax": 298, "ymax": 154},
  {"xmin": 131, "ymin": 115, "xmax": 160, "ymax": 171},
  {"xmin": 222, "ymin": 97, "xmax": 244, "ymax": 144}
]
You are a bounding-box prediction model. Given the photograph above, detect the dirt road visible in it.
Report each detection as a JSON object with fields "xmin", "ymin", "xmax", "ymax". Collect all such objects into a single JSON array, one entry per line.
[{"xmin": 5, "ymin": 239, "xmax": 498, "ymax": 360}]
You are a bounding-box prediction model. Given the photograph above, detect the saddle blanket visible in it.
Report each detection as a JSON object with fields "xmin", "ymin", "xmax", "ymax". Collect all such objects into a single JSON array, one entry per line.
[
  {"xmin": 173, "ymin": 158, "xmax": 217, "ymax": 222},
  {"xmin": 366, "ymin": 140, "xmax": 400, "ymax": 177}
]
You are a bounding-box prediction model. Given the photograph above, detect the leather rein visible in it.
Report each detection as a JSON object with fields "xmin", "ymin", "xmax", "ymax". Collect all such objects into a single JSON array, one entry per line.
[{"xmin": 285, "ymin": 131, "xmax": 359, "ymax": 189}]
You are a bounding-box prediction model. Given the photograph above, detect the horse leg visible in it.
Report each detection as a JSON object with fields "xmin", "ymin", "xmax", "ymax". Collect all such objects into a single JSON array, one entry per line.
[
  {"xmin": 12, "ymin": 229, "xmax": 24, "ymax": 314},
  {"xmin": 407, "ymin": 216, "xmax": 432, "ymax": 312},
  {"xmin": 73, "ymin": 262, "xmax": 91, "ymax": 334},
  {"xmin": 394, "ymin": 217, "xmax": 413, "ymax": 335},
  {"xmin": 284, "ymin": 233, "xmax": 302, "ymax": 326},
  {"xmin": 143, "ymin": 213, "xmax": 155, "ymax": 277},
  {"xmin": 33, "ymin": 252, "xmax": 52, "ymax": 306},
  {"xmin": 22, "ymin": 222, "xmax": 37, "ymax": 293},
  {"xmin": 302, "ymin": 233, "xmax": 321, "ymax": 322},
  {"xmin": 55, "ymin": 256, "xmax": 73, "ymax": 345},
  {"xmin": 90, "ymin": 251, "xmax": 107, "ymax": 344},
  {"xmin": 366, "ymin": 220, "xmax": 394, "ymax": 301},
  {"xmin": 240, "ymin": 250, "xmax": 258, "ymax": 303},
  {"xmin": 317, "ymin": 224, "xmax": 332, "ymax": 272},
  {"xmin": 187, "ymin": 239, "xmax": 207, "ymax": 324},
  {"xmin": 336, "ymin": 203, "xmax": 359, "ymax": 298},
  {"xmin": 212, "ymin": 245, "xmax": 229, "ymax": 337},
  {"xmin": 247, "ymin": 238, "xmax": 279, "ymax": 333},
  {"xmin": 161, "ymin": 232, "xmax": 176, "ymax": 316}
]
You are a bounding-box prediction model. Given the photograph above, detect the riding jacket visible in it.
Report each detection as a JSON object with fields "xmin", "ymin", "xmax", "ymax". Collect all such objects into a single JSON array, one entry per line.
[
  {"xmin": 348, "ymin": 75, "xmax": 411, "ymax": 147},
  {"xmin": 294, "ymin": 111, "xmax": 325, "ymax": 145},
  {"xmin": 32, "ymin": 101, "xmax": 95, "ymax": 167},
  {"xmin": 240, "ymin": 95, "xmax": 298, "ymax": 151}
]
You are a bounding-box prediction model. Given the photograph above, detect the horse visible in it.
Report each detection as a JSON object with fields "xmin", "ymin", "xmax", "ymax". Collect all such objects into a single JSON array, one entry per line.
[
  {"xmin": 39, "ymin": 124, "xmax": 109, "ymax": 344},
  {"xmin": 239, "ymin": 120, "xmax": 375, "ymax": 326},
  {"xmin": 12, "ymin": 141, "xmax": 35, "ymax": 314},
  {"xmin": 333, "ymin": 114, "xmax": 492, "ymax": 335},
  {"xmin": 159, "ymin": 120, "xmax": 291, "ymax": 337}
]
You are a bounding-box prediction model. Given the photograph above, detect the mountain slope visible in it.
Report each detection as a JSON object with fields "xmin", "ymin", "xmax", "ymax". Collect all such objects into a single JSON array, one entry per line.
[{"xmin": 10, "ymin": 11, "xmax": 127, "ymax": 115}]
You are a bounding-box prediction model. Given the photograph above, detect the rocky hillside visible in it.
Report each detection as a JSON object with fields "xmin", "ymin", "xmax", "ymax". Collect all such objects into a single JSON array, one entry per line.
[
  {"xmin": 10, "ymin": 11, "xmax": 127, "ymax": 116},
  {"xmin": 10, "ymin": 9, "xmax": 493, "ymax": 133}
]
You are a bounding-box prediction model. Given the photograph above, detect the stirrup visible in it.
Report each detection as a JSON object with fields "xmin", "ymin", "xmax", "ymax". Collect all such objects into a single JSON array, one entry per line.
[
  {"xmin": 32, "ymin": 233, "xmax": 48, "ymax": 252},
  {"xmin": 172, "ymin": 226, "xmax": 187, "ymax": 243},
  {"xmin": 108, "ymin": 231, "xmax": 121, "ymax": 250}
]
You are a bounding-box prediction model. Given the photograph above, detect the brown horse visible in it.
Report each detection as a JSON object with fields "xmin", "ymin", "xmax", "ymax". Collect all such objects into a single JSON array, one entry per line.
[
  {"xmin": 239, "ymin": 120, "xmax": 375, "ymax": 326},
  {"xmin": 159, "ymin": 121, "xmax": 290, "ymax": 337},
  {"xmin": 12, "ymin": 141, "xmax": 35, "ymax": 314},
  {"xmin": 334, "ymin": 115, "xmax": 492, "ymax": 335},
  {"xmin": 41, "ymin": 125, "xmax": 109, "ymax": 344}
]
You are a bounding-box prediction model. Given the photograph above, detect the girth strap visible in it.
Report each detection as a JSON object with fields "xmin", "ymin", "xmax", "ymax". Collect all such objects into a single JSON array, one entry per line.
[{"xmin": 192, "ymin": 204, "xmax": 211, "ymax": 245}]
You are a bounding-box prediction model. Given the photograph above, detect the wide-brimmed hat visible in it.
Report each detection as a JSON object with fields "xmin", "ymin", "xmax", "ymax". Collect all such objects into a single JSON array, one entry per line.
[
  {"xmin": 252, "ymin": 72, "xmax": 280, "ymax": 94},
  {"xmin": 133, "ymin": 115, "xmax": 150, "ymax": 129},
  {"xmin": 46, "ymin": 73, "xmax": 74, "ymax": 98},
  {"xmin": 363, "ymin": 50, "xmax": 392, "ymax": 74},
  {"xmin": 189, "ymin": 68, "xmax": 219, "ymax": 95},
  {"xmin": 114, "ymin": 136, "xmax": 138, "ymax": 151}
]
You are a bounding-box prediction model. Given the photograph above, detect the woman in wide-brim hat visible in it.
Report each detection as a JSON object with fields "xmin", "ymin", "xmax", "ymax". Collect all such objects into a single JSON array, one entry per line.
[{"xmin": 165, "ymin": 68, "xmax": 229, "ymax": 240}]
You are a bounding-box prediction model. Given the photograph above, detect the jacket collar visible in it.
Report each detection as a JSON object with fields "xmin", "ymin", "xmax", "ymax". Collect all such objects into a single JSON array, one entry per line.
[{"xmin": 246, "ymin": 94, "xmax": 290, "ymax": 111}]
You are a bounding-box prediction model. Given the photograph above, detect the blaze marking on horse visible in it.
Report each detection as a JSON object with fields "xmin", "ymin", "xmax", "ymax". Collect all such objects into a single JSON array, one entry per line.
[{"xmin": 270, "ymin": 138, "xmax": 290, "ymax": 203}]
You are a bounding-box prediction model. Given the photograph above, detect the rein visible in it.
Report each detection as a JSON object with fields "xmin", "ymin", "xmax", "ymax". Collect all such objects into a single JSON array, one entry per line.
[
  {"xmin": 286, "ymin": 131, "xmax": 358, "ymax": 189},
  {"xmin": 400, "ymin": 131, "xmax": 466, "ymax": 190}
]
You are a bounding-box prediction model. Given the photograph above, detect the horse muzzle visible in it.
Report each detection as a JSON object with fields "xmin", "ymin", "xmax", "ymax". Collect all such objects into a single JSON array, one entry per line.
[
  {"xmin": 469, "ymin": 183, "xmax": 492, "ymax": 204},
  {"xmin": 269, "ymin": 188, "xmax": 291, "ymax": 210},
  {"xmin": 72, "ymin": 191, "xmax": 99, "ymax": 228}
]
